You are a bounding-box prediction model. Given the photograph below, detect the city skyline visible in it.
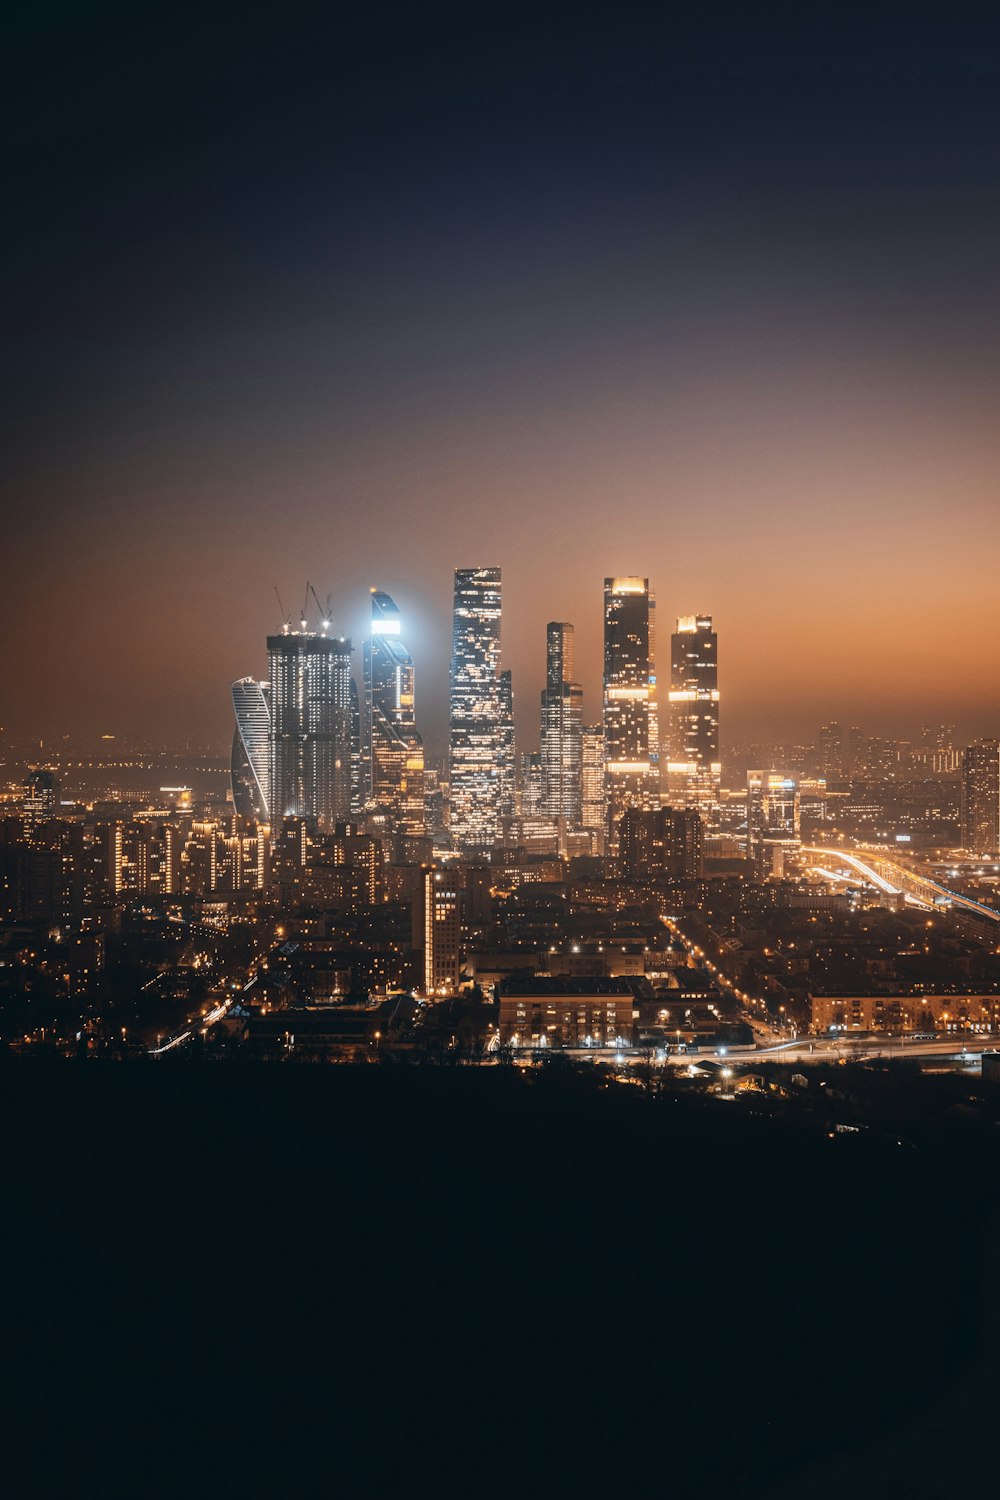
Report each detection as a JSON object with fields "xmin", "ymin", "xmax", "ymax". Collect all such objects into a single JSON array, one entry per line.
[
  {"xmin": 4, "ymin": 569, "xmax": 1000, "ymax": 758},
  {"xmin": 6, "ymin": 11, "xmax": 1000, "ymax": 1499}
]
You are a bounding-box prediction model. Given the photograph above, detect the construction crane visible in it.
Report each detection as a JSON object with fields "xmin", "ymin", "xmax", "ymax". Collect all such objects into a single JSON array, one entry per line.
[
  {"xmin": 274, "ymin": 587, "xmax": 292, "ymax": 634},
  {"xmin": 308, "ymin": 583, "xmax": 334, "ymax": 633}
]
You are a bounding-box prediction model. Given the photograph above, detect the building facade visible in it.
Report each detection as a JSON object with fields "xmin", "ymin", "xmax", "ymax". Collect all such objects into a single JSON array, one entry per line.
[
  {"xmin": 268, "ymin": 629, "xmax": 353, "ymax": 826},
  {"xmin": 603, "ymin": 577, "xmax": 657, "ymax": 854},
  {"xmin": 747, "ymin": 771, "xmax": 801, "ymax": 878},
  {"xmin": 421, "ymin": 866, "xmax": 461, "ymax": 996},
  {"xmin": 580, "ymin": 724, "xmax": 605, "ymax": 852},
  {"xmin": 230, "ymin": 678, "xmax": 272, "ymax": 820},
  {"xmin": 540, "ymin": 621, "xmax": 583, "ymax": 824},
  {"xmin": 665, "ymin": 615, "xmax": 720, "ymax": 810},
  {"xmin": 362, "ymin": 589, "xmax": 425, "ymax": 836},
  {"xmin": 449, "ymin": 567, "xmax": 503, "ymax": 854},
  {"xmin": 961, "ymin": 739, "xmax": 1000, "ymax": 854}
]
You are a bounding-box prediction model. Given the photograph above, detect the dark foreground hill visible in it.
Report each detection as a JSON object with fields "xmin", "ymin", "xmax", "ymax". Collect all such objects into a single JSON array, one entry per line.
[{"xmin": 2, "ymin": 1058, "xmax": 996, "ymax": 1498}]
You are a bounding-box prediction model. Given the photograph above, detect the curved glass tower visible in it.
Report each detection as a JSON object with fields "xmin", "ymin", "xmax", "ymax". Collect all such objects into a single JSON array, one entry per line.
[{"xmin": 230, "ymin": 678, "xmax": 271, "ymax": 820}]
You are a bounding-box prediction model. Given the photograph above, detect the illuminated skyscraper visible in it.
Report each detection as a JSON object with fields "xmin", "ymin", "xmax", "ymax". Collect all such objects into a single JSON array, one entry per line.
[
  {"xmin": 581, "ymin": 725, "xmax": 605, "ymax": 851},
  {"xmin": 349, "ymin": 677, "xmax": 362, "ymax": 813},
  {"xmin": 268, "ymin": 627, "xmax": 353, "ymax": 826},
  {"xmin": 961, "ymin": 740, "xmax": 1000, "ymax": 854},
  {"xmin": 449, "ymin": 567, "xmax": 503, "ymax": 854},
  {"xmin": 230, "ymin": 678, "xmax": 271, "ymax": 820},
  {"xmin": 746, "ymin": 771, "xmax": 801, "ymax": 878},
  {"xmin": 541, "ymin": 622, "xmax": 583, "ymax": 823},
  {"xmin": 603, "ymin": 577, "xmax": 656, "ymax": 853},
  {"xmin": 20, "ymin": 768, "xmax": 60, "ymax": 830},
  {"xmin": 421, "ymin": 866, "xmax": 461, "ymax": 996},
  {"xmin": 498, "ymin": 669, "xmax": 516, "ymax": 821},
  {"xmin": 665, "ymin": 615, "xmax": 720, "ymax": 810},
  {"xmin": 362, "ymin": 589, "xmax": 425, "ymax": 836}
]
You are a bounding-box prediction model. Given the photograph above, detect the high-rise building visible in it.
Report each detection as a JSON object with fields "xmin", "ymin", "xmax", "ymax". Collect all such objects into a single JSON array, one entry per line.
[
  {"xmin": 747, "ymin": 771, "xmax": 801, "ymax": 878},
  {"xmin": 619, "ymin": 806, "xmax": 703, "ymax": 881},
  {"xmin": 498, "ymin": 669, "xmax": 516, "ymax": 822},
  {"xmin": 362, "ymin": 589, "xmax": 425, "ymax": 836},
  {"xmin": 449, "ymin": 567, "xmax": 503, "ymax": 854},
  {"xmin": 230, "ymin": 679, "xmax": 271, "ymax": 820},
  {"xmin": 420, "ymin": 866, "xmax": 461, "ymax": 996},
  {"xmin": 540, "ymin": 622, "xmax": 583, "ymax": 824},
  {"xmin": 665, "ymin": 615, "xmax": 720, "ymax": 810},
  {"xmin": 268, "ymin": 628, "xmax": 353, "ymax": 826},
  {"xmin": 603, "ymin": 577, "xmax": 657, "ymax": 853},
  {"xmin": 349, "ymin": 677, "xmax": 362, "ymax": 813},
  {"xmin": 20, "ymin": 768, "xmax": 60, "ymax": 832},
  {"xmin": 581, "ymin": 725, "xmax": 606, "ymax": 852},
  {"xmin": 961, "ymin": 740, "xmax": 1000, "ymax": 854},
  {"xmin": 818, "ymin": 721, "xmax": 844, "ymax": 780}
]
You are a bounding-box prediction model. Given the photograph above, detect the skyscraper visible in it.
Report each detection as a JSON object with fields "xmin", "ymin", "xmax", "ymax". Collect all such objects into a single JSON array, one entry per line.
[
  {"xmin": 362, "ymin": 589, "xmax": 425, "ymax": 836},
  {"xmin": 20, "ymin": 768, "xmax": 60, "ymax": 831},
  {"xmin": 746, "ymin": 771, "xmax": 801, "ymax": 878},
  {"xmin": 230, "ymin": 678, "xmax": 271, "ymax": 820},
  {"xmin": 540, "ymin": 622, "xmax": 583, "ymax": 824},
  {"xmin": 603, "ymin": 577, "xmax": 656, "ymax": 853},
  {"xmin": 665, "ymin": 615, "xmax": 720, "ymax": 811},
  {"xmin": 268, "ymin": 627, "xmax": 353, "ymax": 826},
  {"xmin": 420, "ymin": 866, "xmax": 461, "ymax": 997},
  {"xmin": 449, "ymin": 567, "xmax": 503, "ymax": 854},
  {"xmin": 961, "ymin": 740, "xmax": 1000, "ymax": 854},
  {"xmin": 498, "ymin": 668, "xmax": 516, "ymax": 822},
  {"xmin": 581, "ymin": 724, "xmax": 606, "ymax": 852}
]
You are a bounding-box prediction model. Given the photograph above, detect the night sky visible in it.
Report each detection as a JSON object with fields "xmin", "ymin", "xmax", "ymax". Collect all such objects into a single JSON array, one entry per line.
[{"xmin": 5, "ymin": 3, "xmax": 1000, "ymax": 754}]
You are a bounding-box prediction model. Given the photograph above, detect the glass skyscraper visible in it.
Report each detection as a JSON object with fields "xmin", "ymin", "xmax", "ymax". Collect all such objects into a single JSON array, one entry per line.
[
  {"xmin": 449, "ymin": 567, "xmax": 503, "ymax": 854},
  {"xmin": 363, "ymin": 589, "xmax": 425, "ymax": 836},
  {"xmin": 603, "ymin": 577, "xmax": 656, "ymax": 853},
  {"xmin": 540, "ymin": 622, "xmax": 583, "ymax": 824},
  {"xmin": 581, "ymin": 724, "xmax": 606, "ymax": 851},
  {"xmin": 230, "ymin": 677, "xmax": 272, "ymax": 820},
  {"xmin": 747, "ymin": 770, "xmax": 801, "ymax": 877},
  {"xmin": 665, "ymin": 614, "xmax": 720, "ymax": 810},
  {"xmin": 268, "ymin": 628, "xmax": 353, "ymax": 826}
]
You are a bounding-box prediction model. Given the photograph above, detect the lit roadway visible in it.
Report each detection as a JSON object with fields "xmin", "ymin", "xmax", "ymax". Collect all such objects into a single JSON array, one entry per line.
[
  {"xmin": 802, "ymin": 844, "xmax": 1000, "ymax": 924},
  {"xmin": 148, "ymin": 990, "xmax": 238, "ymax": 1055},
  {"xmin": 534, "ymin": 1036, "xmax": 996, "ymax": 1069}
]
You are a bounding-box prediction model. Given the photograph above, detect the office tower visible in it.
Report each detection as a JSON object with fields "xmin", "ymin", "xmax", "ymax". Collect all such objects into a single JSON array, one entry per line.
[
  {"xmin": 619, "ymin": 806, "xmax": 703, "ymax": 881},
  {"xmin": 362, "ymin": 589, "xmax": 425, "ymax": 836},
  {"xmin": 603, "ymin": 577, "xmax": 656, "ymax": 853},
  {"xmin": 21, "ymin": 768, "xmax": 60, "ymax": 831},
  {"xmin": 540, "ymin": 622, "xmax": 584, "ymax": 823},
  {"xmin": 349, "ymin": 677, "xmax": 362, "ymax": 813},
  {"xmin": 498, "ymin": 669, "xmax": 516, "ymax": 822},
  {"xmin": 746, "ymin": 771, "xmax": 801, "ymax": 878},
  {"xmin": 421, "ymin": 866, "xmax": 461, "ymax": 996},
  {"xmin": 665, "ymin": 615, "xmax": 720, "ymax": 810},
  {"xmin": 818, "ymin": 721, "xmax": 844, "ymax": 780},
  {"xmin": 519, "ymin": 751, "xmax": 545, "ymax": 817},
  {"xmin": 230, "ymin": 679, "xmax": 272, "ymax": 820},
  {"xmin": 961, "ymin": 740, "xmax": 1000, "ymax": 854},
  {"xmin": 449, "ymin": 567, "xmax": 503, "ymax": 854},
  {"xmin": 581, "ymin": 725, "xmax": 606, "ymax": 852},
  {"xmin": 268, "ymin": 627, "xmax": 353, "ymax": 826}
]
